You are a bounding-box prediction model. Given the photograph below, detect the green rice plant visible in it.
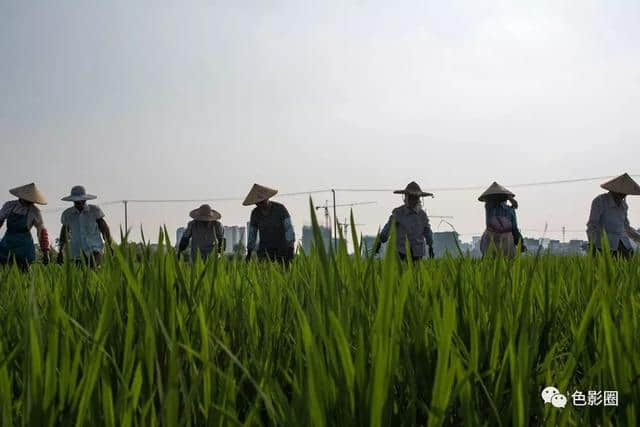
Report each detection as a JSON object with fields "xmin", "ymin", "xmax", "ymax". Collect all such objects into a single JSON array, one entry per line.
[{"xmin": 0, "ymin": 202, "xmax": 638, "ymax": 426}]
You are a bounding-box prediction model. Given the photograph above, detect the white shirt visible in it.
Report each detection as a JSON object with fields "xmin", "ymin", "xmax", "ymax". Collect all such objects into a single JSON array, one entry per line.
[{"xmin": 61, "ymin": 204, "xmax": 106, "ymax": 259}]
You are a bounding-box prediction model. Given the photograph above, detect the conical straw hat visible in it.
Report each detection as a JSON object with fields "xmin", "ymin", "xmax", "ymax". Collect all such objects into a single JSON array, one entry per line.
[
  {"xmin": 9, "ymin": 183, "xmax": 48, "ymax": 205},
  {"xmin": 478, "ymin": 182, "xmax": 515, "ymax": 202},
  {"xmin": 189, "ymin": 204, "xmax": 221, "ymax": 221},
  {"xmin": 242, "ymin": 184, "xmax": 278, "ymax": 206},
  {"xmin": 600, "ymin": 173, "xmax": 640, "ymax": 195},
  {"xmin": 393, "ymin": 181, "xmax": 433, "ymax": 197}
]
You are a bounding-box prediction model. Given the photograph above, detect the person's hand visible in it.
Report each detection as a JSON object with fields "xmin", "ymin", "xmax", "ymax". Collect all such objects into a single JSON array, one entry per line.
[
  {"xmin": 42, "ymin": 251, "xmax": 50, "ymax": 265},
  {"xmin": 428, "ymin": 245, "xmax": 435, "ymax": 259},
  {"xmin": 373, "ymin": 241, "xmax": 382, "ymax": 255},
  {"xmin": 56, "ymin": 252, "xmax": 64, "ymax": 265}
]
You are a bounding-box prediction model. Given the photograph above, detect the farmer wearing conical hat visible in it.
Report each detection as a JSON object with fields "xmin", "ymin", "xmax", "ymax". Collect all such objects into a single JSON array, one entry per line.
[
  {"xmin": 375, "ymin": 181, "xmax": 435, "ymax": 261},
  {"xmin": 478, "ymin": 182, "xmax": 525, "ymax": 257},
  {"xmin": 178, "ymin": 204, "xmax": 225, "ymax": 261},
  {"xmin": 243, "ymin": 184, "xmax": 296, "ymax": 263},
  {"xmin": 0, "ymin": 183, "xmax": 51, "ymax": 270},
  {"xmin": 587, "ymin": 173, "xmax": 640, "ymax": 257},
  {"xmin": 57, "ymin": 186, "xmax": 112, "ymax": 266}
]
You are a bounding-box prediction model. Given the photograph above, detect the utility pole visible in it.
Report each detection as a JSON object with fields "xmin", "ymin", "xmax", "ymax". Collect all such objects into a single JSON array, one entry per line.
[
  {"xmin": 315, "ymin": 200, "xmax": 376, "ymax": 249},
  {"xmin": 562, "ymin": 226, "xmax": 566, "ymax": 244},
  {"xmin": 332, "ymin": 189, "xmax": 338, "ymax": 249},
  {"xmin": 124, "ymin": 200, "xmax": 128, "ymax": 234}
]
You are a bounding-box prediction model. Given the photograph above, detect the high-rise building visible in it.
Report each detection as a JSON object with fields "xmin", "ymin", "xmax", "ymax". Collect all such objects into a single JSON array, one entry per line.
[
  {"xmin": 361, "ymin": 235, "xmax": 382, "ymax": 256},
  {"xmin": 301, "ymin": 225, "xmax": 331, "ymax": 254},
  {"xmin": 176, "ymin": 227, "xmax": 185, "ymax": 249},
  {"xmin": 433, "ymin": 231, "xmax": 461, "ymax": 258},
  {"xmin": 224, "ymin": 226, "xmax": 246, "ymax": 254}
]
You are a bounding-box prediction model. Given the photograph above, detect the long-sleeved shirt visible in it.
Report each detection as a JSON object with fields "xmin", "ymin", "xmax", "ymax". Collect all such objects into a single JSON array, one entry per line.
[
  {"xmin": 380, "ymin": 204, "xmax": 433, "ymax": 257},
  {"xmin": 181, "ymin": 220, "xmax": 224, "ymax": 260},
  {"xmin": 485, "ymin": 202, "xmax": 523, "ymax": 245},
  {"xmin": 247, "ymin": 201, "xmax": 295, "ymax": 252},
  {"xmin": 587, "ymin": 192, "xmax": 640, "ymax": 250}
]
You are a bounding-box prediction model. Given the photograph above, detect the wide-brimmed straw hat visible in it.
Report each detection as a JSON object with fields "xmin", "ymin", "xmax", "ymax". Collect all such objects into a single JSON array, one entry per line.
[
  {"xmin": 478, "ymin": 182, "xmax": 515, "ymax": 202},
  {"xmin": 9, "ymin": 183, "xmax": 48, "ymax": 205},
  {"xmin": 62, "ymin": 185, "xmax": 97, "ymax": 202},
  {"xmin": 393, "ymin": 181, "xmax": 433, "ymax": 197},
  {"xmin": 600, "ymin": 173, "xmax": 640, "ymax": 195},
  {"xmin": 190, "ymin": 204, "xmax": 221, "ymax": 221},
  {"xmin": 242, "ymin": 184, "xmax": 278, "ymax": 206}
]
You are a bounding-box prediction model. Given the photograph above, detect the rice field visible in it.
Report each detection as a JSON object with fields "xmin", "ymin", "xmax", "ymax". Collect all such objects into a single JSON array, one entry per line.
[{"xmin": 0, "ymin": 205, "xmax": 638, "ymax": 426}]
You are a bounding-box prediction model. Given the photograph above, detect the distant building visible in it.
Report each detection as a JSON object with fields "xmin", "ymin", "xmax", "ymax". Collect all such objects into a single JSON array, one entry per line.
[
  {"xmin": 548, "ymin": 240, "xmax": 562, "ymax": 254},
  {"xmin": 523, "ymin": 237, "xmax": 540, "ymax": 254},
  {"xmin": 539, "ymin": 238, "xmax": 551, "ymax": 249},
  {"xmin": 223, "ymin": 226, "xmax": 246, "ymax": 254},
  {"xmin": 470, "ymin": 236, "xmax": 483, "ymax": 258},
  {"xmin": 567, "ymin": 239, "xmax": 587, "ymax": 255},
  {"xmin": 301, "ymin": 225, "xmax": 331, "ymax": 254},
  {"xmin": 471, "ymin": 236, "xmax": 482, "ymax": 251},
  {"xmin": 361, "ymin": 235, "xmax": 383, "ymax": 257},
  {"xmin": 433, "ymin": 231, "xmax": 461, "ymax": 258},
  {"xmin": 459, "ymin": 242, "xmax": 472, "ymax": 255}
]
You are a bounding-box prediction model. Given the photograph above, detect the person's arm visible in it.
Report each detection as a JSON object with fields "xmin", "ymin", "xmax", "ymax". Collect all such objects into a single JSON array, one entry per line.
[
  {"xmin": 215, "ymin": 222, "xmax": 226, "ymax": 253},
  {"xmin": 57, "ymin": 225, "xmax": 69, "ymax": 263},
  {"xmin": 586, "ymin": 197, "xmax": 603, "ymax": 244},
  {"xmin": 424, "ymin": 215, "xmax": 434, "ymax": 258},
  {"xmin": 510, "ymin": 209, "xmax": 524, "ymax": 247},
  {"xmin": 97, "ymin": 218, "xmax": 112, "ymax": 246},
  {"xmin": 246, "ymin": 223, "xmax": 257, "ymax": 260},
  {"xmin": 0, "ymin": 202, "xmax": 10, "ymax": 230},
  {"xmin": 93, "ymin": 206, "xmax": 112, "ymax": 248},
  {"xmin": 485, "ymin": 204, "xmax": 493, "ymax": 228},
  {"xmin": 624, "ymin": 213, "xmax": 640, "ymax": 243},
  {"xmin": 33, "ymin": 211, "xmax": 50, "ymax": 264},
  {"xmin": 283, "ymin": 217, "xmax": 295, "ymax": 247},
  {"xmin": 374, "ymin": 214, "xmax": 394, "ymax": 254},
  {"xmin": 380, "ymin": 215, "xmax": 394, "ymax": 244},
  {"xmin": 178, "ymin": 223, "xmax": 192, "ymax": 254}
]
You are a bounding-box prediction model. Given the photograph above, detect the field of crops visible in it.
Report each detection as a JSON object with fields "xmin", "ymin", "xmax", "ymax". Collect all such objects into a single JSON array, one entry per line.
[{"xmin": 0, "ymin": 209, "xmax": 639, "ymax": 426}]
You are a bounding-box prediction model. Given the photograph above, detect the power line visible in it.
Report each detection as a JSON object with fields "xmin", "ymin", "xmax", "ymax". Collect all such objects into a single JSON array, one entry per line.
[{"xmin": 334, "ymin": 174, "xmax": 640, "ymax": 193}]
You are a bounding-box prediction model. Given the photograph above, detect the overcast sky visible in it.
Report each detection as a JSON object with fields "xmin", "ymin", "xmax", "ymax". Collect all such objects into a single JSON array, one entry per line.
[{"xmin": 2, "ymin": 0, "xmax": 640, "ymax": 245}]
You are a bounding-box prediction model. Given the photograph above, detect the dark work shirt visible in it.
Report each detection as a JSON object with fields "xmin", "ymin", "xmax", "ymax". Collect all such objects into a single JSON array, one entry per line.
[{"xmin": 248, "ymin": 201, "xmax": 293, "ymax": 251}]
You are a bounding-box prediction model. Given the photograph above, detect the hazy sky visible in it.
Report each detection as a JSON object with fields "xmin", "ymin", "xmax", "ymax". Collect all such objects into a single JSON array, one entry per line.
[{"xmin": 2, "ymin": 0, "xmax": 640, "ymax": 244}]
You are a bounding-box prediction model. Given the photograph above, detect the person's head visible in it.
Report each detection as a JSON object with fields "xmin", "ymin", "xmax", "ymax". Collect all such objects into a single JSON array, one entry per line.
[
  {"xmin": 610, "ymin": 191, "xmax": 626, "ymax": 204},
  {"xmin": 74, "ymin": 200, "xmax": 87, "ymax": 211},
  {"xmin": 485, "ymin": 194, "xmax": 509, "ymax": 208},
  {"xmin": 404, "ymin": 194, "xmax": 420, "ymax": 208},
  {"xmin": 18, "ymin": 198, "xmax": 34, "ymax": 207},
  {"xmin": 256, "ymin": 200, "xmax": 270, "ymax": 210}
]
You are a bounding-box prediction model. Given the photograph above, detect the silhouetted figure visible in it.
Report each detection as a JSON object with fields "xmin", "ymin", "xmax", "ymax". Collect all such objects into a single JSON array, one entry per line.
[
  {"xmin": 587, "ymin": 173, "xmax": 640, "ymax": 258},
  {"xmin": 243, "ymin": 184, "xmax": 295, "ymax": 264},
  {"xmin": 0, "ymin": 183, "xmax": 50, "ymax": 270},
  {"xmin": 376, "ymin": 181, "xmax": 434, "ymax": 261}
]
